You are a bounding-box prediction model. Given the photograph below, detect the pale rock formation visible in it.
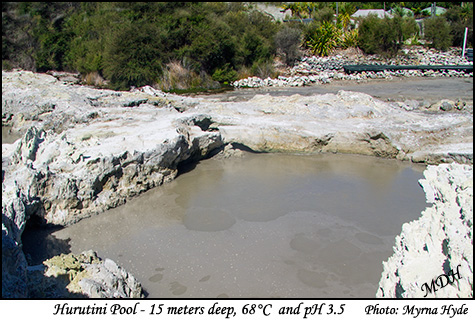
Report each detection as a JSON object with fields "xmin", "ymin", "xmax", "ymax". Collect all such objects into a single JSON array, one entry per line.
[
  {"xmin": 198, "ymin": 91, "xmax": 472, "ymax": 164},
  {"xmin": 37, "ymin": 250, "xmax": 144, "ymax": 298},
  {"xmin": 377, "ymin": 163, "xmax": 473, "ymax": 298},
  {"xmin": 2, "ymin": 71, "xmax": 222, "ymax": 297}
]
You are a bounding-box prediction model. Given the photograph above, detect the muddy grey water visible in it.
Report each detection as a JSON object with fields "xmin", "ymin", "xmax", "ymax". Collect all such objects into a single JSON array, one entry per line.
[
  {"xmin": 35, "ymin": 152, "xmax": 429, "ymax": 298},
  {"xmin": 202, "ymin": 77, "xmax": 473, "ymax": 103},
  {"xmin": 2, "ymin": 126, "xmax": 22, "ymax": 144}
]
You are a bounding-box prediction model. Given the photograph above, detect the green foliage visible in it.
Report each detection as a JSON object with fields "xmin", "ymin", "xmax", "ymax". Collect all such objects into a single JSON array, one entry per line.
[
  {"xmin": 212, "ymin": 63, "xmax": 238, "ymax": 83},
  {"xmin": 306, "ymin": 21, "xmax": 341, "ymax": 57},
  {"xmin": 393, "ymin": 16, "xmax": 419, "ymax": 44},
  {"xmin": 358, "ymin": 15, "xmax": 397, "ymax": 56},
  {"xmin": 102, "ymin": 22, "xmax": 164, "ymax": 90},
  {"xmin": 250, "ymin": 59, "xmax": 276, "ymax": 79},
  {"xmin": 423, "ymin": 16, "xmax": 452, "ymax": 51},
  {"xmin": 32, "ymin": 15, "xmax": 72, "ymax": 72},
  {"xmin": 274, "ymin": 26, "xmax": 302, "ymax": 65},
  {"xmin": 281, "ymin": 2, "xmax": 318, "ymax": 19},
  {"xmin": 357, "ymin": 14, "xmax": 418, "ymax": 57},
  {"xmin": 2, "ymin": 2, "xmax": 78, "ymax": 72},
  {"xmin": 443, "ymin": 3, "xmax": 473, "ymax": 48},
  {"xmin": 312, "ymin": 7, "xmax": 335, "ymax": 24},
  {"xmin": 158, "ymin": 59, "xmax": 219, "ymax": 91},
  {"xmin": 341, "ymin": 29, "xmax": 359, "ymax": 49},
  {"xmin": 337, "ymin": 3, "xmax": 357, "ymax": 31},
  {"xmin": 2, "ymin": 2, "xmax": 280, "ymax": 90}
]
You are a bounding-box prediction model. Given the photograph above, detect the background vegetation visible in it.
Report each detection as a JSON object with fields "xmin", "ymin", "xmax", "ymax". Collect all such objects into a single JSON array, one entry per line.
[{"xmin": 2, "ymin": 2, "xmax": 473, "ymax": 91}]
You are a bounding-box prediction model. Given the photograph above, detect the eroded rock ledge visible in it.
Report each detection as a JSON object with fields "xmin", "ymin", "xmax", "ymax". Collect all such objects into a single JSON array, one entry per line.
[
  {"xmin": 2, "ymin": 70, "xmax": 473, "ymax": 298},
  {"xmin": 28, "ymin": 250, "xmax": 143, "ymax": 298},
  {"xmin": 377, "ymin": 163, "xmax": 473, "ymax": 298}
]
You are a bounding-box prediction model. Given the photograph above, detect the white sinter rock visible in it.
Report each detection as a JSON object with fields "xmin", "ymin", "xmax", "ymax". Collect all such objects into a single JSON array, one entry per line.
[{"xmin": 377, "ymin": 163, "xmax": 473, "ymax": 298}]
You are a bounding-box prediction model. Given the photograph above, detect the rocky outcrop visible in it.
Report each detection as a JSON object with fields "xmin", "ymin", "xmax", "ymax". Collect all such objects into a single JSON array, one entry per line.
[
  {"xmin": 2, "ymin": 231, "xmax": 29, "ymax": 298},
  {"xmin": 199, "ymin": 91, "xmax": 473, "ymax": 164},
  {"xmin": 2, "ymin": 71, "xmax": 223, "ymax": 298},
  {"xmin": 28, "ymin": 250, "xmax": 143, "ymax": 298},
  {"xmin": 2, "ymin": 71, "xmax": 223, "ymax": 227},
  {"xmin": 377, "ymin": 163, "xmax": 473, "ymax": 298}
]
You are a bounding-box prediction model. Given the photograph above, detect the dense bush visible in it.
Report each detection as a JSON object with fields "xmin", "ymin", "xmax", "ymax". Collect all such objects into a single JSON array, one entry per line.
[
  {"xmin": 250, "ymin": 59, "xmax": 276, "ymax": 79},
  {"xmin": 357, "ymin": 14, "xmax": 418, "ymax": 57},
  {"xmin": 4, "ymin": 2, "xmax": 471, "ymax": 89},
  {"xmin": 2, "ymin": 2, "xmax": 280, "ymax": 90},
  {"xmin": 102, "ymin": 22, "xmax": 165, "ymax": 90},
  {"xmin": 158, "ymin": 59, "xmax": 219, "ymax": 91},
  {"xmin": 211, "ymin": 63, "xmax": 238, "ymax": 84},
  {"xmin": 443, "ymin": 3, "xmax": 473, "ymax": 48},
  {"xmin": 423, "ymin": 16, "xmax": 452, "ymax": 51},
  {"xmin": 2, "ymin": 2, "xmax": 78, "ymax": 71}
]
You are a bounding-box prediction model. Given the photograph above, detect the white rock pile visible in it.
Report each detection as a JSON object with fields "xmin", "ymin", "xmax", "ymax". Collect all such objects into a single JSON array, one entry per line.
[{"xmin": 233, "ymin": 47, "xmax": 473, "ymax": 88}]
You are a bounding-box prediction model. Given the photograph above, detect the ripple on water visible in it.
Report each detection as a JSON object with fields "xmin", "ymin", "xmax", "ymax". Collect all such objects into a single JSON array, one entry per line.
[
  {"xmin": 169, "ymin": 282, "xmax": 187, "ymax": 296},
  {"xmin": 148, "ymin": 274, "xmax": 163, "ymax": 283}
]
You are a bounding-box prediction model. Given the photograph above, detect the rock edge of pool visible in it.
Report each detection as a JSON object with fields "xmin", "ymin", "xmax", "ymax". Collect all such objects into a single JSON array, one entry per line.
[{"xmin": 2, "ymin": 70, "xmax": 473, "ymax": 298}]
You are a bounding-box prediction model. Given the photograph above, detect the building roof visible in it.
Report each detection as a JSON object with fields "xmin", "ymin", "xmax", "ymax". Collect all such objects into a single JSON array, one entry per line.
[
  {"xmin": 351, "ymin": 9, "xmax": 393, "ymax": 19},
  {"xmin": 422, "ymin": 6, "xmax": 447, "ymax": 16}
]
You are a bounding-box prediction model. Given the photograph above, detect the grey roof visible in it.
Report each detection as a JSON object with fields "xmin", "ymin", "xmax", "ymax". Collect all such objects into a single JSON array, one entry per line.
[
  {"xmin": 351, "ymin": 9, "xmax": 393, "ymax": 19},
  {"xmin": 422, "ymin": 6, "xmax": 447, "ymax": 16}
]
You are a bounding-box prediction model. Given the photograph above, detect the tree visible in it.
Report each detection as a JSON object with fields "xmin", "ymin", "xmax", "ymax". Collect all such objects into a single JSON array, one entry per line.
[
  {"xmin": 357, "ymin": 15, "xmax": 400, "ymax": 57},
  {"xmin": 443, "ymin": 3, "xmax": 473, "ymax": 48},
  {"xmin": 102, "ymin": 22, "xmax": 165, "ymax": 90},
  {"xmin": 424, "ymin": 16, "xmax": 452, "ymax": 51}
]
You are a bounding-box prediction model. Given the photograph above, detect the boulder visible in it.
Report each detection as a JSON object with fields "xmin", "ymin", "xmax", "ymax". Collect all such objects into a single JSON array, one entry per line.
[{"xmin": 429, "ymin": 99, "xmax": 456, "ymax": 112}]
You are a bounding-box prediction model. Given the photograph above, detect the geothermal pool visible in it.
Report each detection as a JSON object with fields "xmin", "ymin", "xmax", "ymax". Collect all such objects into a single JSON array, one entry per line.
[{"xmin": 26, "ymin": 152, "xmax": 429, "ymax": 298}]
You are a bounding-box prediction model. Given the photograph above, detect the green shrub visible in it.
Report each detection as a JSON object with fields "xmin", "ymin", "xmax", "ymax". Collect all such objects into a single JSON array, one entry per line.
[
  {"xmin": 423, "ymin": 16, "xmax": 452, "ymax": 51},
  {"xmin": 33, "ymin": 24, "xmax": 72, "ymax": 72},
  {"xmin": 212, "ymin": 63, "xmax": 238, "ymax": 83},
  {"xmin": 102, "ymin": 22, "xmax": 164, "ymax": 90},
  {"xmin": 399, "ymin": 16, "xmax": 419, "ymax": 43},
  {"xmin": 274, "ymin": 26, "xmax": 302, "ymax": 65},
  {"xmin": 357, "ymin": 15, "xmax": 401, "ymax": 57},
  {"xmin": 312, "ymin": 7, "xmax": 335, "ymax": 24},
  {"xmin": 306, "ymin": 21, "xmax": 341, "ymax": 57},
  {"xmin": 341, "ymin": 29, "xmax": 358, "ymax": 49},
  {"xmin": 443, "ymin": 3, "xmax": 473, "ymax": 48},
  {"xmin": 2, "ymin": 2, "xmax": 281, "ymax": 90},
  {"xmin": 158, "ymin": 59, "xmax": 219, "ymax": 91}
]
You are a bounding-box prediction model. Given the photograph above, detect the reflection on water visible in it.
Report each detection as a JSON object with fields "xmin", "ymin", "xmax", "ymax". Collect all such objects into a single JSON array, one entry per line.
[{"xmin": 49, "ymin": 153, "xmax": 428, "ymax": 298}]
